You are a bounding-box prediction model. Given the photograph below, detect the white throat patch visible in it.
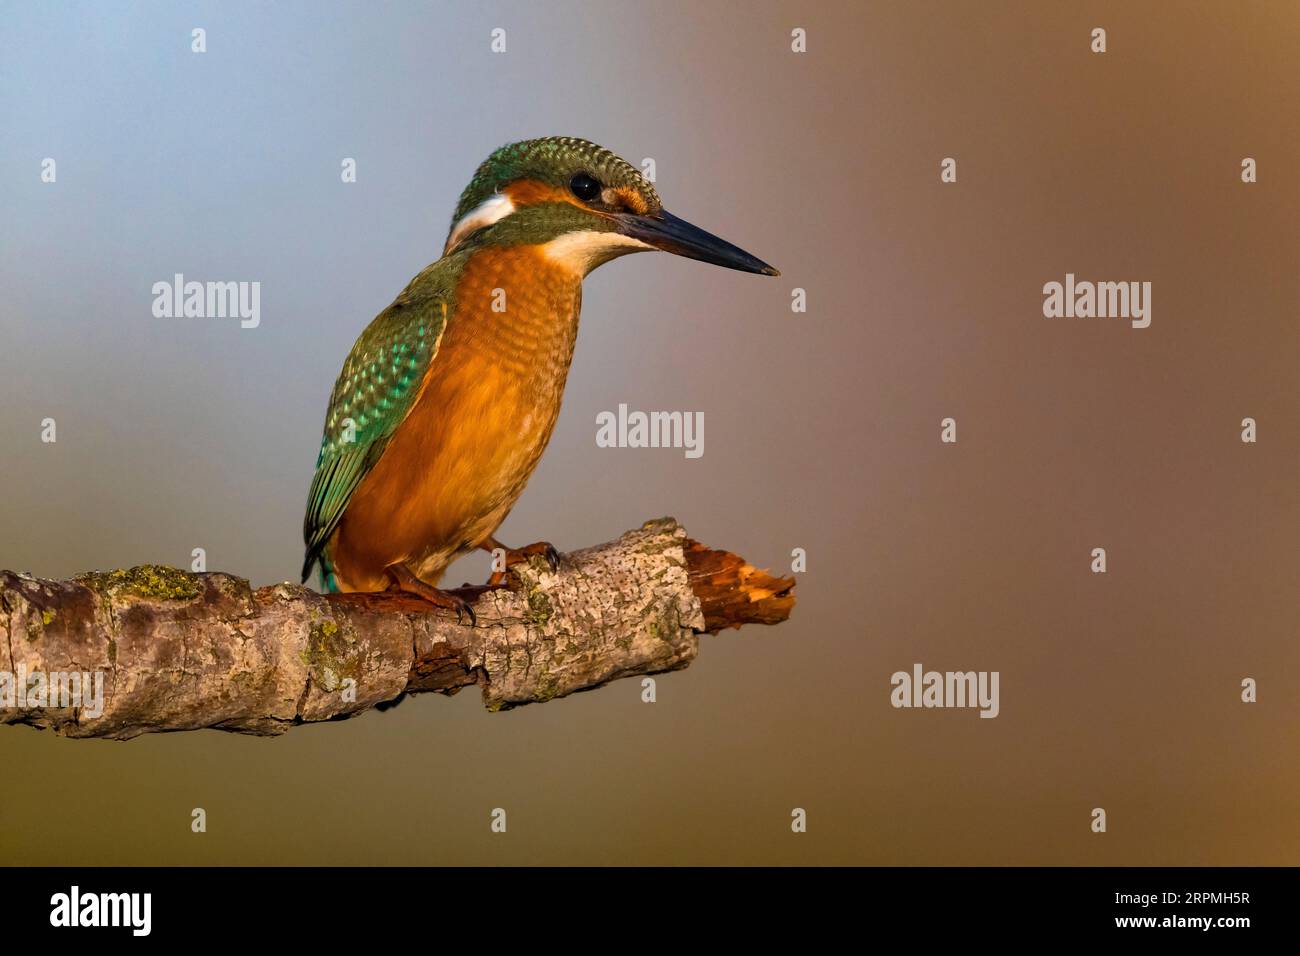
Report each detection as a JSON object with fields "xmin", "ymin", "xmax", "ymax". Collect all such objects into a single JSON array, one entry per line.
[
  {"xmin": 540, "ymin": 231, "xmax": 654, "ymax": 275},
  {"xmin": 443, "ymin": 193, "xmax": 516, "ymax": 256}
]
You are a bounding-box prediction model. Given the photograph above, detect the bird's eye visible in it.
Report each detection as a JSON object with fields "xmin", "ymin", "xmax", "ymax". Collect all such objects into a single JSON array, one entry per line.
[{"xmin": 569, "ymin": 173, "xmax": 602, "ymax": 202}]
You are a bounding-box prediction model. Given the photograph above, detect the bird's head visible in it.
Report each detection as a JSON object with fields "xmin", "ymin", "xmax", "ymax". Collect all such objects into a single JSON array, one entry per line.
[{"xmin": 443, "ymin": 136, "xmax": 778, "ymax": 277}]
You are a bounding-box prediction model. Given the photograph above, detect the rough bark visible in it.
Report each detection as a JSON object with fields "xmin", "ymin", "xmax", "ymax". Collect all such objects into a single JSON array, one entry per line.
[{"xmin": 0, "ymin": 518, "xmax": 794, "ymax": 739}]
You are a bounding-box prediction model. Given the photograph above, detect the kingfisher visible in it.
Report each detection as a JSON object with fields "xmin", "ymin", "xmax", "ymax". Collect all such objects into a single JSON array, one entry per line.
[{"xmin": 301, "ymin": 136, "xmax": 777, "ymax": 619}]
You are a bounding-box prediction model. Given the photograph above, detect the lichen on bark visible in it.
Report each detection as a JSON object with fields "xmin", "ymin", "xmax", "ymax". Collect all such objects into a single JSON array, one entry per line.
[{"xmin": 0, "ymin": 519, "xmax": 793, "ymax": 739}]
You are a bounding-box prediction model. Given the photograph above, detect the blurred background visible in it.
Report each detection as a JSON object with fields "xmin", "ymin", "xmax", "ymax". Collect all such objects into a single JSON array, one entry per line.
[{"xmin": 1, "ymin": 0, "xmax": 1297, "ymax": 864}]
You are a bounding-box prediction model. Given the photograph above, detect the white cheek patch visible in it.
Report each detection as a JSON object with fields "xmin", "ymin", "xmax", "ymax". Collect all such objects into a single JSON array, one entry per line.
[
  {"xmin": 540, "ymin": 231, "xmax": 654, "ymax": 275},
  {"xmin": 444, "ymin": 192, "xmax": 516, "ymax": 255}
]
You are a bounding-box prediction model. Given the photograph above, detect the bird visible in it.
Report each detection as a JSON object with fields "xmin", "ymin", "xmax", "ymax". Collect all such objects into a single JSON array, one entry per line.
[{"xmin": 301, "ymin": 136, "xmax": 778, "ymax": 620}]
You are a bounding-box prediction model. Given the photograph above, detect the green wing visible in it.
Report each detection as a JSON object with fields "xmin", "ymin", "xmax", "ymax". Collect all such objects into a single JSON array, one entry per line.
[{"xmin": 301, "ymin": 273, "xmax": 451, "ymax": 585}]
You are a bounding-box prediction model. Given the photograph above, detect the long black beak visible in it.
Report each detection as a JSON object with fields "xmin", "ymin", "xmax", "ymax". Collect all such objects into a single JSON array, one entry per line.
[{"xmin": 617, "ymin": 209, "xmax": 780, "ymax": 276}]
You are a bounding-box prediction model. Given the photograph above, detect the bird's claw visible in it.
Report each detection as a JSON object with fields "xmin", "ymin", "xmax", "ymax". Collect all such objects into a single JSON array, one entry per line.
[
  {"xmin": 385, "ymin": 563, "xmax": 477, "ymax": 626},
  {"xmin": 487, "ymin": 540, "xmax": 561, "ymax": 584},
  {"xmin": 537, "ymin": 543, "xmax": 561, "ymax": 573},
  {"xmin": 509, "ymin": 540, "xmax": 560, "ymax": 572},
  {"xmin": 452, "ymin": 596, "xmax": 476, "ymax": 627}
]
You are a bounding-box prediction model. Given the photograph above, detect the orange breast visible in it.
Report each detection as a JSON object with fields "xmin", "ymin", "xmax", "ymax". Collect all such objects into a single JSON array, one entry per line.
[{"xmin": 329, "ymin": 246, "xmax": 583, "ymax": 591}]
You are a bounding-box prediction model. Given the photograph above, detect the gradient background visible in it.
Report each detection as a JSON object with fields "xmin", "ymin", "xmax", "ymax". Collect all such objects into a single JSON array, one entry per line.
[{"xmin": 2, "ymin": 0, "xmax": 1297, "ymax": 865}]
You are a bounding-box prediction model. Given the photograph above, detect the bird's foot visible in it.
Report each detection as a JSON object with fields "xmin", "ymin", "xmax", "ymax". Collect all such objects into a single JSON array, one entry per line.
[
  {"xmin": 481, "ymin": 538, "xmax": 561, "ymax": 587},
  {"xmin": 384, "ymin": 563, "xmax": 476, "ymax": 626}
]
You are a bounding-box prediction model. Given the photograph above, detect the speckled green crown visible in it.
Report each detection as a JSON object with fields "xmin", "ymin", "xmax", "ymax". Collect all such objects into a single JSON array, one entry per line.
[{"xmin": 452, "ymin": 136, "xmax": 662, "ymax": 223}]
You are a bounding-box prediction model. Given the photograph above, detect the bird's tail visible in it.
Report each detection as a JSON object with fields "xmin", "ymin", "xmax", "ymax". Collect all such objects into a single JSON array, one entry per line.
[{"xmin": 301, "ymin": 549, "xmax": 340, "ymax": 593}]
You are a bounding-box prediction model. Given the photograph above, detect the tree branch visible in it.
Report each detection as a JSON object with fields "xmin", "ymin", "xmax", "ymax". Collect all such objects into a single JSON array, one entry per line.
[{"xmin": 0, "ymin": 518, "xmax": 794, "ymax": 739}]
